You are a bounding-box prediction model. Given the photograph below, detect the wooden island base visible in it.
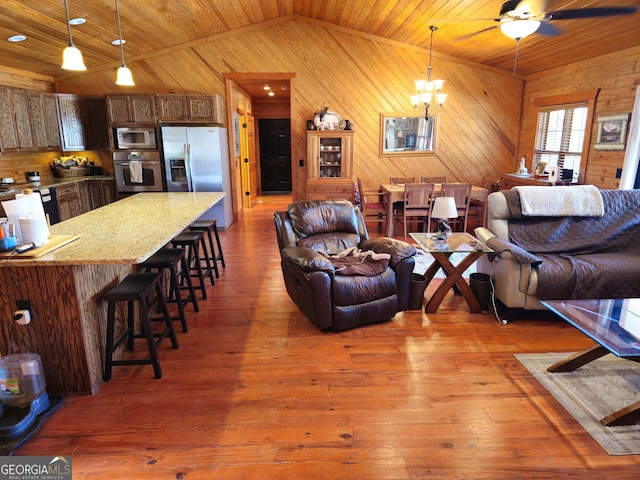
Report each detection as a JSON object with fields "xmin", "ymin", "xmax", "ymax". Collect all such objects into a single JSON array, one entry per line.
[{"xmin": 0, "ymin": 192, "xmax": 225, "ymax": 394}]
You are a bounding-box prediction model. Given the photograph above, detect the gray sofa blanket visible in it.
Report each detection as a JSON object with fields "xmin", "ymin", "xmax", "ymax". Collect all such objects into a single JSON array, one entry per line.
[{"xmin": 502, "ymin": 189, "xmax": 640, "ymax": 300}]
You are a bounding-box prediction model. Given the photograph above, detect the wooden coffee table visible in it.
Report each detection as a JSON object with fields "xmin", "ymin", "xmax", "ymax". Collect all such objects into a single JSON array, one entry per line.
[
  {"xmin": 410, "ymin": 232, "xmax": 491, "ymax": 313},
  {"xmin": 542, "ymin": 298, "xmax": 640, "ymax": 426}
]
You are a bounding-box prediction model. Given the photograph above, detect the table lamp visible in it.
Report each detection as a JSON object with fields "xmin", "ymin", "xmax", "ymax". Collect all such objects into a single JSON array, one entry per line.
[{"xmin": 431, "ymin": 196, "xmax": 458, "ymax": 241}]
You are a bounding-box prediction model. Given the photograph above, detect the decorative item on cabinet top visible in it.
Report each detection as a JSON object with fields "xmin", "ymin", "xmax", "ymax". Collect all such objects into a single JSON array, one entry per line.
[{"xmin": 309, "ymin": 105, "xmax": 349, "ymax": 131}]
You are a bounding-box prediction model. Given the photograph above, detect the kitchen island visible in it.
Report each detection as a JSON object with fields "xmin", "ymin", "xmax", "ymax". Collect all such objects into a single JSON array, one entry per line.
[{"xmin": 0, "ymin": 192, "xmax": 225, "ymax": 394}]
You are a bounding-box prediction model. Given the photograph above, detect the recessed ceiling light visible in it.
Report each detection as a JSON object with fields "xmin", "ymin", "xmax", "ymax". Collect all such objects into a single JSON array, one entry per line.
[
  {"xmin": 69, "ymin": 18, "xmax": 86, "ymax": 25},
  {"xmin": 7, "ymin": 35, "xmax": 27, "ymax": 42},
  {"xmin": 112, "ymin": 39, "xmax": 126, "ymax": 45},
  {"xmin": 263, "ymin": 84, "xmax": 271, "ymax": 90},
  {"xmin": 268, "ymin": 91, "xmax": 275, "ymax": 97}
]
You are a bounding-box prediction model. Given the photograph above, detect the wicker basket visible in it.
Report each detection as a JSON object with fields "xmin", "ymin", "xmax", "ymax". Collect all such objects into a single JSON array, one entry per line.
[{"xmin": 52, "ymin": 166, "xmax": 89, "ymax": 177}]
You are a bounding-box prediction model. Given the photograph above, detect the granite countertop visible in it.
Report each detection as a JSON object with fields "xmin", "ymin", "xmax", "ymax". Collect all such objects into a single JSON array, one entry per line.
[
  {"xmin": 3, "ymin": 192, "xmax": 225, "ymax": 266},
  {"xmin": 0, "ymin": 175, "xmax": 115, "ymax": 199}
]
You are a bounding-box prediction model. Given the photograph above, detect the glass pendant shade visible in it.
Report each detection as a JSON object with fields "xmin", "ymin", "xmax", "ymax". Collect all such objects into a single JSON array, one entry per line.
[
  {"xmin": 500, "ymin": 20, "xmax": 541, "ymax": 40},
  {"xmin": 116, "ymin": 65, "xmax": 134, "ymax": 86},
  {"xmin": 62, "ymin": 45, "xmax": 86, "ymax": 71}
]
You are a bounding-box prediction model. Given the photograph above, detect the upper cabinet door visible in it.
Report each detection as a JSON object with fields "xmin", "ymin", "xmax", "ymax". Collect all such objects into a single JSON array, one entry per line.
[
  {"xmin": 57, "ymin": 94, "xmax": 87, "ymax": 151},
  {"xmin": 106, "ymin": 95, "xmax": 156, "ymax": 125},
  {"xmin": 0, "ymin": 89, "xmax": 19, "ymax": 152},
  {"xmin": 29, "ymin": 92, "xmax": 62, "ymax": 150},
  {"xmin": 156, "ymin": 93, "xmax": 224, "ymax": 124},
  {"xmin": 10, "ymin": 89, "xmax": 35, "ymax": 151}
]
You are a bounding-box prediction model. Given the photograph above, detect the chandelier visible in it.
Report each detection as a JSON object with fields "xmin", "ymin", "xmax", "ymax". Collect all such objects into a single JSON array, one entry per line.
[{"xmin": 411, "ymin": 26, "xmax": 447, "ymax": 121}]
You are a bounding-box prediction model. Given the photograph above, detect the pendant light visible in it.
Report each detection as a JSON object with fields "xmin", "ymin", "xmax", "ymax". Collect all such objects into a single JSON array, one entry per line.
[
  {"xmin": 114, "ymin": 0, "xmax": 134, "ymax": 86},
  {"xmin": 411, "ymin": 26, "xmax": 446, "ymax": 121},
  {"xmin": 61, "ymin": 0, "xmax": 86, "ymax": 71}
]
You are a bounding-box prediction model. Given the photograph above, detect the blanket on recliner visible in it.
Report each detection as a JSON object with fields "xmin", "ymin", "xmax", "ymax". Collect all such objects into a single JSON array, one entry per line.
[{"xmin": 502, "ymin": 190, "xmax": 640, "ymax": 300}]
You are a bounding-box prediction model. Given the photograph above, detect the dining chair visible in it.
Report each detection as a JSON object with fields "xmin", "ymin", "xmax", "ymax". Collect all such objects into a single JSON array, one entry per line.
[
  {"xmin": 389, "ymin": 176, "xmax": 416, "ymax": 184},
  {"xmin": 396, "ymin": 183, "xmax": 436, "ymax": 239},
  {"xmin": 357, "ymin": 178, "xmax": 386, "ymax": 233},
  {"xmin": 420, "ymin": 176, "xmax": 447, "ymax": 183},
  {"xmin": 389, "ymin": 177, "xmax": 417, "ymax": 226},
  {"xmin": 440, "ymin": 183, "xmax": 472, "ymax": 233}
]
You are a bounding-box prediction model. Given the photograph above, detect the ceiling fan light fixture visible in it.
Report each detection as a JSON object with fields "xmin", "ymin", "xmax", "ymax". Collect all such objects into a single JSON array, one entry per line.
[{"xmin": 500, "ymin": 19, "xmax": 540, "ymax": 40}]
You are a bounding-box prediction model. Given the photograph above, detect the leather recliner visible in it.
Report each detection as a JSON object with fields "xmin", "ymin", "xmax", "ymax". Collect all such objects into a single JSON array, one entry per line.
[{"xmin": 274, "ymin": 199, "xmax": 417, "ymax": 332}]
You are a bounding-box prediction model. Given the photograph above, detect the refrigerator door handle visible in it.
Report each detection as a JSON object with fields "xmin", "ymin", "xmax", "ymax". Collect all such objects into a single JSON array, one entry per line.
[{"xmin": 184, "ymin": 143, "xmax": 194, "ymax": 191}]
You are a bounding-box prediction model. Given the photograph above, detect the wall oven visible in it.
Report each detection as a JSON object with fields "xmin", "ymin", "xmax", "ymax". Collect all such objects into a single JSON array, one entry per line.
[
  {"xmin": 112, "ymin": 151, "xmax": 165, "ymax": 193},
  {"xmin": 113, "ymin": 127, "xmax": 157, "ymax": 150}
]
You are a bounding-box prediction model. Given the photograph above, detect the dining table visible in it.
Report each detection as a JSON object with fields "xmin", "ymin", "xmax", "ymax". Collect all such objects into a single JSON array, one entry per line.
[{"xmin": 379, "ymin": 183, "xmax": 489, "ymax": 237}]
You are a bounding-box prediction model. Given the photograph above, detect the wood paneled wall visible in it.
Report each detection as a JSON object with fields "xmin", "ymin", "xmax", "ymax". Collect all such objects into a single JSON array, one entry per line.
[
  {"xmin": 51, "ymin": 18, "xmax": 521, "ymax": 202},
  {"xmin": 519, "ymin": 45, "xmax": 640, "ymax": 189}
]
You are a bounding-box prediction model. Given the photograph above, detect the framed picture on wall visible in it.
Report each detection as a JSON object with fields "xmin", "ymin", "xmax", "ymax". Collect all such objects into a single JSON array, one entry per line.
[{"xmin": 595, "ymin": 113, "xmax": 630, "ymax": 150}]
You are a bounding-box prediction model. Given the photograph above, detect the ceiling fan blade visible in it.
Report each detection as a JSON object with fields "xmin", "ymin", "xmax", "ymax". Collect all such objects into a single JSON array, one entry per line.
[
  {"xmin": 535, "ymin": 20, "xmax": 561, "ymax": 36},
  {"xmin": 454, "ymin": 25, "xmax": 499, "ymax": 42},
  {"xmin": 545, "ymin": 6, "xmax": 638, "ymax": 21}
]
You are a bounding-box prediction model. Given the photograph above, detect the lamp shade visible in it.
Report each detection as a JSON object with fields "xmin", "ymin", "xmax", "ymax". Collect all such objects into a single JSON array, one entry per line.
[
  {"xmin": 431, "ymin": 196, "xmax": 458, "ymax": 219},
  {"xmin": 499, "ymin": 19, "xmax": 540, "ymax": 40},
  {"xmin": 62, "ymin": 45, "xmax": 86, "ymax": 71},
  {"xmin": 116, "ymin": 66, "xmax": 135, "ymax": 86}
]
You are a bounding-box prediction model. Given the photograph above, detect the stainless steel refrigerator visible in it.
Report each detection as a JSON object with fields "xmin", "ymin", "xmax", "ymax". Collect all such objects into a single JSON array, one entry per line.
[{"xmin": 161, "ymin": 126, "xmax": 233, "ymax": 228}]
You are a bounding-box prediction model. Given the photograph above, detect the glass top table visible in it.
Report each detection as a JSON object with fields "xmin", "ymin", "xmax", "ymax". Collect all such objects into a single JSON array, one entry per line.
[
  {"xmin": 541, "ymin": 298, "xmax": 640, "ymax": 426},
  {"xmin": 542, "ymin": 298, "xmax": 640, "ymax": 358},
  {"xmin": 410, "ymin": 232, "xmax": 492, "ymax": 313}
]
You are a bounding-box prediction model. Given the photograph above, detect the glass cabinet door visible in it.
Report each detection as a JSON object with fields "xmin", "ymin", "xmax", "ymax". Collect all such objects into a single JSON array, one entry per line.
[{"xmin": 318, "ymin": 137, "xmax": 343, "ymax": 178}]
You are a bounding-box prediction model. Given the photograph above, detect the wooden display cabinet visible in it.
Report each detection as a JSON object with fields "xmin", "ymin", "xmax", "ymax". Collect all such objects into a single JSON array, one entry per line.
[{"xmin": 306, "ymin": 130, "xmax": 354, "ymax": 201}]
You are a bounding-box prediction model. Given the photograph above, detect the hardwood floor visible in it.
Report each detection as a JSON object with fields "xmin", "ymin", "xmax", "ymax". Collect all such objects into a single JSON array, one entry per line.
[{"xmin": 15, "ymin": 195, "xmax": 640, "ymax": 478}]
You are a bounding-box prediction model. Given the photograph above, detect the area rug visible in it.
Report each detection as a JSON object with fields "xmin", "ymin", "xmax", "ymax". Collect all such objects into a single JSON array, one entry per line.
[{"xmin": 515, "ymin": 352, "xmax": 640, "ymax": 455}]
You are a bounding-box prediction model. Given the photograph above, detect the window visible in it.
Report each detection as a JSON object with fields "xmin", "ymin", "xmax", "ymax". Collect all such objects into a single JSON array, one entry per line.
[
  {"xmin": 533, "ymin": 104, "xmax": 588, "ymax": 183},
  {"xmin": 532, "ymin": 90, "xmax": 598, "ymax": 185}
]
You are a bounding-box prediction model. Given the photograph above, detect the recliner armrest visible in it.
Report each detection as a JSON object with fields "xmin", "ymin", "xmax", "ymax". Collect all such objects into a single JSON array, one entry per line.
[
  {"xmin": 474, "ymin": 227, "xmax": 495, "ymax": 244},
  {"xmin": 360, "ymin": 237, "xmax": 417, "ymax": 268},
  {"xmin": 281, "ymin": 246, "xmax": 335, "ymax": 273}
]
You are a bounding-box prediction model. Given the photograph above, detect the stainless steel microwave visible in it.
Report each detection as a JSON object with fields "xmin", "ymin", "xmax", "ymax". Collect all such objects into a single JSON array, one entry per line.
[{"xmin": 113, "ymin": 127, "xmax": 157, "ymax": 150}]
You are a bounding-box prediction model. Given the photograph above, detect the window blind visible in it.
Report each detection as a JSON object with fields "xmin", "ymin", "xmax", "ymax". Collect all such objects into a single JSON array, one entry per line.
[{"xmin": 533, "ymin": 103, "xmax": 588, "ymax": 181}]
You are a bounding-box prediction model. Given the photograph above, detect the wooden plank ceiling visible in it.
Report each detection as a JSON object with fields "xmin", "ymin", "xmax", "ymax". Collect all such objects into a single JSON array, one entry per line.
[{"xmin": 0, "ymin": 0, "xmax": 638, "ymax": 83}]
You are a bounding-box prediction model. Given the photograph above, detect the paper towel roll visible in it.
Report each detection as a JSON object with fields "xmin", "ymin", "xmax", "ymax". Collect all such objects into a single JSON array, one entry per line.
[
  {"xmin": 2, "ymin": 193, "xmax": 46, "ymax": 243},
  {"xmin": 15, "ymin": 191, "xmax": 46, "ymax": 218},
  {"xmin": 19, "ymin": 216, "xmax": 49, "ymax": 246}
]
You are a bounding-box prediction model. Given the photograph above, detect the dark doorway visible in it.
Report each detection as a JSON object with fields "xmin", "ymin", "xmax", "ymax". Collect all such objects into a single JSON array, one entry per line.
[{"xmin": 259, "ymin": 119, "xmax": 291, "ymax": 193}]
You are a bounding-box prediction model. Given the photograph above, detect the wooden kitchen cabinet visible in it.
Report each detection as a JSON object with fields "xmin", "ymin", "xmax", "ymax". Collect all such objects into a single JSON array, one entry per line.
[
  {"xmin": 56, "ymin": 183, "xmax": 82, "ymax": 221},
  {"xmin": 106, "ymin": 94, "xmax": 156, "ymax": 125},
  {"xmin": 0, "ymin": 88, "xmax": 35, "ymax": 152},
  {"xmin": 57, "ymin": 94, "xmax": 87, "ymax": 151},
  {"xmin": 87, "ymin": 179, "xmax": 116, "ymax": 209},
  {"xmin": 306, "ymin": 130, "xmax": 354, "ymax": 201},
  {"xmin": 156, "ymin": 93, "xmax": 225, "ymax": 124},
  {"xmin": 28, "ymin": 92, "xmax": 61, "ymax": 150},
  {"xmin": 84, "ymin": 96, "xmax": 110, "ymax": 150}
]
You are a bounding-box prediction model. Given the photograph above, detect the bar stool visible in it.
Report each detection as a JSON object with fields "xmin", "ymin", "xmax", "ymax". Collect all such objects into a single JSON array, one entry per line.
[
  {"xmin": 104, "ymin": 272, "xmax": 179, "ymax": 381},
  {"xmin": 189, "ymin": 219, "xmax": 226, "ymax": 277},
  {"xmin": 142, "ymin": 248, "xmax": 199, "ymax": 333},
  {"xmin": 171, "ymin": 231, "xmax": 214, "ymax": 299}
]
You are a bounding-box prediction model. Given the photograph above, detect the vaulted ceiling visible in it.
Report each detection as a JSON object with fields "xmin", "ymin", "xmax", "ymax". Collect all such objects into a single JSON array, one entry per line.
[{"xmin": 1, "ymin": 0, "xmax": 638, "ymax": 83}]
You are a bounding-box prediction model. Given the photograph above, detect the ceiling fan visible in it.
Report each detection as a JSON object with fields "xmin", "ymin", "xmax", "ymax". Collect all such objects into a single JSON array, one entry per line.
[
  {"xmin": 459, "ymin": 1, "xmax": 638, "ymax": 73},
  {"xmin": 465, "ymin": 0, "xmax": 638, "ymax": 41}
]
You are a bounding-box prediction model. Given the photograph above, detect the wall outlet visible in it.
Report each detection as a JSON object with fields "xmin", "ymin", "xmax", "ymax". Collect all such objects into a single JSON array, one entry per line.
[{"xmin": 616, "ymin": 168, "xmax": 622, "ymax": 179}]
